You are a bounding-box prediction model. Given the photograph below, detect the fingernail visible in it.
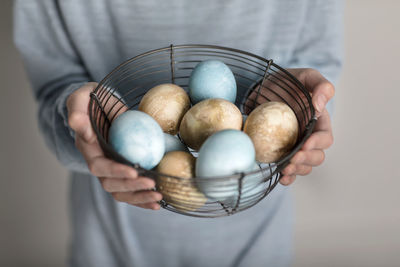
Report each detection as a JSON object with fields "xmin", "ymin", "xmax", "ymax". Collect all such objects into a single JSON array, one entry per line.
[{"xmin": 316, "ymin": 95, "xmax": 327, "ymax": 113}]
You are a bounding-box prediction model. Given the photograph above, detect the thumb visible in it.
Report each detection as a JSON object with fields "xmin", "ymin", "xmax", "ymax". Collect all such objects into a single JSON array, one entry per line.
[
  {"xmin": 67, "ymin": 82, "xmax": 98, "ymax": 142},
  {"xmin": 308, "ymin": 79, "xmax": 335, "ymax": 117}
]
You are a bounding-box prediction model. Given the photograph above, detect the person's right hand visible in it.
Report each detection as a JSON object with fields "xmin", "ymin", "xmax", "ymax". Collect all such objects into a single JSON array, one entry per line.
[{"xmin": 66, "ymin": 82, "xmax": 162, "ymax": 210}]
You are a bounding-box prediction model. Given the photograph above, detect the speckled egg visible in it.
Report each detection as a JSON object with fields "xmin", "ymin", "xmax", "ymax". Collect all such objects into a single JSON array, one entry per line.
[
  {"xmin": 109, "ymin": 110, "xmax": 165, "ymax": 170},
  {"xmin": 179, "ymin": 98, "xmax": 242, "ymax": 150},
  {"xmin": 244, "ymin": 101, "xmax": 298, "ymax": 163},
  {"xmin": 157, "ymin": 151, "xmax": 207, "ymax": 212},
  {"xmin": 164, "ymin": 133, "xmax": 188, "ymax": 154},
  {"xmin": 189, "ymin": 60, "xmax": 237, "ymax": 104},
  {"xmin": 196, "ymin": 129, "xmax": 255, "ymax": 201},
  {"xmin": 139, "ymin": 83, "xmax": 190, "ymax": 135}
]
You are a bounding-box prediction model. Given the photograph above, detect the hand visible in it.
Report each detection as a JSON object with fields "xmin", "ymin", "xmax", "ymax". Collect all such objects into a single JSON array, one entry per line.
[
  {"xmin": 66, "ymin": 82, "xmax": 162, "ymax": 209},
  {"xmin": 279, "ymin": 68, "xmax": 334, "ymax": 185}
]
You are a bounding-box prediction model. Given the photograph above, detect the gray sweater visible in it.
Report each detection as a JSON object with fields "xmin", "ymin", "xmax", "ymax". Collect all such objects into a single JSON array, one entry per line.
[{"xmin": 14, "ymin": 1, "xmax": 343, "ymax": 266}]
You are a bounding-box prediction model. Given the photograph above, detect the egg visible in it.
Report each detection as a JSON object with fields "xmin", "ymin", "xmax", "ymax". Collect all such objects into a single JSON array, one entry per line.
[
  {"xmin": 244, "ymin": 101, "xmax": 298, "ymax": 163},
  {"xmin": 220, "ymin": 162, "xmax": 265, "ymax": 208},
  {"xmin": 196, "ymin": 129, "xmax": 255, "ymax": 201},
  {"xmin": 139, "ymin": 83, "xmax": 190, "ymax": 135},
  {"xmin": 157, "ymin": 151, "xmax": 207, "ymax": 212},
  {"xmin": 109, "ymin": 110, "xmax": 165, "ymax": 170},
  {"xmin": 164, "ymin": 133, "xmax": 188, "ymax": 154},
  {"xmin": 179, "ymin": 98, "xmax": 242, "ymax": 150},
  {"xmin": 189, "ymin": 60, "xmax": 237, "ymax": 104}
]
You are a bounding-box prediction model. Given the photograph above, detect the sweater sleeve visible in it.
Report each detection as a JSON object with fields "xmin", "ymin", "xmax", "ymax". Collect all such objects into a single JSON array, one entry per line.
[
  {"xmin": 287, "ymin": 0, "xmax": 344, "ymax": 84},
  {"xmin": 13, "ymin": 0, "xmax": 91, "ymax": 173},
  {"xmin": 286, "ymin": 0, "xmax": 344, "ymax": 115}
]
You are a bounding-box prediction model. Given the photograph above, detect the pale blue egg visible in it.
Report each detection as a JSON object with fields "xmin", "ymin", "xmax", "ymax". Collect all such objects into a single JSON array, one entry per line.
[
  {"xmin": 221, "ymin": 162, "xmax": 264, "ymax": 208},
  {"xmin": 196, "ymin": 129, "xmax": 255, "ymax": 201},
  {"xmin": 164, "ymin": 133, "xmax": 188, "ymax": 154},
  {"xmin": 109, "ymin": 110, "xmax": 165, "ymax": 170},
  {"xmin": 189, "ymin": 60, "xmax": 237, "ymax": 104}
]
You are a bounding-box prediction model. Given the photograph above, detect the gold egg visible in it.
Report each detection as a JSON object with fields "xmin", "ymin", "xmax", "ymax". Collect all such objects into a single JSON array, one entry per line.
[
  {"xmin": 156, "ymin": 151, "xmax": 207, "ymax": 212},
  {"xmin": 139, "ymin": 84, "xmax": 190, "ymax": 135},
  {"xmin": 179, "ymin": 98, "xmax": 242, "ymax": 150},
  {"xmin": 244, "ymin": 102, "xmax": 298, "ymax": 163}
]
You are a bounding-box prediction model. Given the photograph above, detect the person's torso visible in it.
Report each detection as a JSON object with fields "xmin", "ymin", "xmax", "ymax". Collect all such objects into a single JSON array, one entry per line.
[
  {"xmin": 59, "ymin": 0, "xmax": 309, "ymax": 81},
  {"xmin": 61, "ymin": 1, "xmax": 309, "ymax": 266}
]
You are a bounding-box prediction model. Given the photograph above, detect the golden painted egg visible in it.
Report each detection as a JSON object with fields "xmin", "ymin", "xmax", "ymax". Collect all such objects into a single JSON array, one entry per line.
[
  {"xmin": 179, "ymin": 98, "xmax": 242, "ymax": 150},
  {"xmin": 244, "ymin": 101, "xmax": 298, "ymax": 163},
  {"xmin": 156, "ymin": 151, "xmax": 207, "ymax": 212},
  {"xmin": 139, "ymin": 83, "xmax": 190, "ymax": 135}
]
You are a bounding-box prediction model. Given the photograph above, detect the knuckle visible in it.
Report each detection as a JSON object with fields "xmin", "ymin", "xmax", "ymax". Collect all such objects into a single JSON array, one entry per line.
[
  {"xmin": 68, "ymin": 112, "xmax": 81, "ymax": 129},
  {"xmin": 307, "ymin": 68, "xmax": 318, "ymax": 75},
  {"xmin": 322, "ymin": 81, "xmax": 335, "ymax": 98}
]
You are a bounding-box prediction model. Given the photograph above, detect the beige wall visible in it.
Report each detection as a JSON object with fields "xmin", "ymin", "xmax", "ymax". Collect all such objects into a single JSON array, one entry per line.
[{"xmin": 1, "ymin": 0, "xmax": 399, "ymax": 266}]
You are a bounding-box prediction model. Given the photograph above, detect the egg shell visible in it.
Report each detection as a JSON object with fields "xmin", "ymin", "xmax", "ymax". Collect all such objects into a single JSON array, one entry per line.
[
  {"xmin": 157, "ymin": 151, "xmax": 207, "ymax": 212},
  {"xmin": 109, "ymin": 110, "xmax": 165, "ymax": 170},
  {"xmin": 220, "ymin": 162, "xmax": 266, "ymax": 208},
  {"xmin": 179, "ymin": 98, "xmax": 242, "ymax": 150},
  {"xmin": 164, "ymin": 133, "xmax": 188, "ymax": 154},
  {"xmin": 189, "ymin": 60, "xmax": 237, "ymax": 104},
  {"xmin": 195, "ymin": 129, "xmax": 255, "ymax": 201},
  {"xmin": 244, "ymin": 101, "xmax": 298, "ymax": 163},
  {"xmin": 139, "ymin": 83, "xmax": 190, "ymax": 135}
]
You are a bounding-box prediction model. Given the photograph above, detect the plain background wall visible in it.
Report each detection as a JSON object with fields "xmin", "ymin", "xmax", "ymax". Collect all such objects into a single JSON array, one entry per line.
[{"xmin": 1, "ymin": 0, "xmax": 399, "ymax": 266}]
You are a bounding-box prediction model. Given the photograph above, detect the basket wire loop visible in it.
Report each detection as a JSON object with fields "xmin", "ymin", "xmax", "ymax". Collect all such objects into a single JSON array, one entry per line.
[{"xmin": 170, "ymin": 44, "xmax": 175, "ymax": 84}]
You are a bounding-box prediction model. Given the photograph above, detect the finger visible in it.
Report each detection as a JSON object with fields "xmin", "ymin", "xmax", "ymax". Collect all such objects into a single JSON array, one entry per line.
[
  {"xmin": 312, "ymin": 82, "xmax": 335, "ymax": 116},
  {"xmin": 279, "ymin": 175, "xmax": 296, "ymax": 186},
  {"xmin": 75, "ymin": 135, "xmax": 137, "ymax": 178},
  {"xmin": 100, "ymin": 177, "xmax": 155, "ymax": 193},
  {"xmin": 87, "ymin": 156, "xmax": 138, "ymax": 178},
  {"xmin": 291, "ymin": 150, "xmax": 325, "ymax": 166},
  {"xmin": 289, "ymin": 68, "xmax": 335, "ymax": 115},
  {"xmin": 134, "ymin": 202, "xmax": 161, "ymax": 210},
  {"xmin": 75, "ymin": 134, "xmax": 104, "ymax": 159},
  {"xmin": 293, "ymin": 164, "xmax": 312, "ymax": 176},
  {"xmin": 67, "ymin": 82, "xmax": 98, "ymax": 142},
  {"xmin": 112, "ymin": 191, "xmax": 163, "ymax": 205},
  {"xmin": 314, "ymin": 109, "xmax": 332, "ymax": 132},
  {"xmin": 282, "ymin": 163, "xmax": 296, "ymax": 176}
]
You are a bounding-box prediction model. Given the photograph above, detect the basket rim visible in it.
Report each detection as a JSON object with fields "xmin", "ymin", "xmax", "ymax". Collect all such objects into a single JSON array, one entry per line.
[{"xmin": 89, "ymin": 44, "xmax": 316, "ymax": 181}]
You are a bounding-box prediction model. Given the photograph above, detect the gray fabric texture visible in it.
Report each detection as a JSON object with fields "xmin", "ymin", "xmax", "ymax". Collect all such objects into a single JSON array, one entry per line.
[{"xmin": 14, "ymin": 0, "xmax": 343, "ymax": 266}]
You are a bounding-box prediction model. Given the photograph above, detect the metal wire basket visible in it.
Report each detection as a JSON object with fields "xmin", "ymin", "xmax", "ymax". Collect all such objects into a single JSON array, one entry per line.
[{"xmin": 89, "ymin": 44, "xmax": 316, "ymax": 218}]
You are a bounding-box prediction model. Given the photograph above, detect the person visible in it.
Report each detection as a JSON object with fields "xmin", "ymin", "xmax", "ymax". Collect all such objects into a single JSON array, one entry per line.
[{"xmin": 14, "ymin": 0, "xmax": 342, "ymax": 266}]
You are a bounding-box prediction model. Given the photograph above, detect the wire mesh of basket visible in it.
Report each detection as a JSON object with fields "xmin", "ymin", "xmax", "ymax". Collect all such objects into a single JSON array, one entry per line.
[{"xmin": 89, "ymin": 44, "xmax": 316, "ymax": 218}]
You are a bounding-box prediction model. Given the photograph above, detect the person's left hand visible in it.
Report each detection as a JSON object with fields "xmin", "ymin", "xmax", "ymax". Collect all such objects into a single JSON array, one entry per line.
[{"xmin": 279, "ymin": 68, "xmax": 335, "ymax": 185}]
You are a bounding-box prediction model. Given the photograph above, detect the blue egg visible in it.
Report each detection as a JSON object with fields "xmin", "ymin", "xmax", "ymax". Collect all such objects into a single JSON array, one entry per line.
[
  {"xmin": 196, "ymin": 129, "xmax": 255, "ymax": 201},
  {"xmin": 109, "ymin": 110, "xmax": 165, "ymax": 170},
  {"xmin": 189, "ymin": 60, "xmax": 237, "ymax": 104},
  {"xmin": 164, "ymin": 133, "xmax": 188, "ymax": 154},
  {"xmin": 220, "ymin": 162, "xmax": 264, "ymax": 207}
]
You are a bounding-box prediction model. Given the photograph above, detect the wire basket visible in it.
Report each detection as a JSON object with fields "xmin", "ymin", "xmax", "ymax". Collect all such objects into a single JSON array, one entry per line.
[{"xmin": 89, "ymin": 44, "xmax": 316, "ymax": 218}]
